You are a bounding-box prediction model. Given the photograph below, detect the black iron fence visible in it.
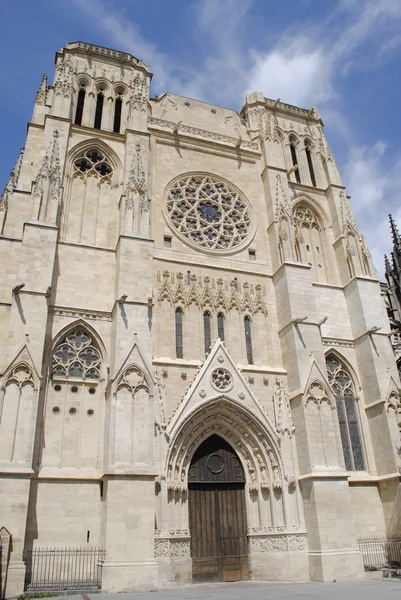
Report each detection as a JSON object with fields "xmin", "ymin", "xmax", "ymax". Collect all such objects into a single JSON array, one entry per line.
[
  {"xmin": 358, "ymin": 536, "xmax": 401, "ymax": 570},
  {"xmin": 23, "ymin": 546, "xmax": 105, "ymax": 591}
]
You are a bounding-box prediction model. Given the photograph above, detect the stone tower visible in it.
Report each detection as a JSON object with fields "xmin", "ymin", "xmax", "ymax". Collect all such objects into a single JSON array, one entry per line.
[{"xmin": 0, "ymin": 42, "xmax": 400, "ymax": 596}]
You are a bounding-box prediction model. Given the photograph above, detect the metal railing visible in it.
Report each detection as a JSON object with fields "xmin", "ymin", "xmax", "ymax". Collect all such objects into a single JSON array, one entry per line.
[
  {"xmin": 23, "ymin": 546, "xmax": 105, "ymax": 591},
  {"xmin": 358, "ymin": 536, "xmax": 401, "ymax": 570}
]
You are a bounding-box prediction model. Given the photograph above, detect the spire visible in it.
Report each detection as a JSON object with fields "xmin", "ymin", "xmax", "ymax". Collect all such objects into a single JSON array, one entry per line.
[
  {"xmin": 35, "ymin": 73, "xmax": 48, "ymax": 106},
  {"xmin": 389, "ymin": 214, "xmax": 401, "ymax": 248}
]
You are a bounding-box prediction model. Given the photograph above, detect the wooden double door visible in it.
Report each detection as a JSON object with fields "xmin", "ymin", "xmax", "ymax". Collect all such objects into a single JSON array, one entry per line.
[{"xmin": 188, "ymin": 435, "xmax": 249, "ymax": 582}]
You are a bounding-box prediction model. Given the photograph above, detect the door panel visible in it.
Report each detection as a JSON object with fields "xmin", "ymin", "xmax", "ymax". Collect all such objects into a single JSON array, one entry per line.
[{"xmin": 188, "ymin": 435, "xmax": 249, "ymax": 583}]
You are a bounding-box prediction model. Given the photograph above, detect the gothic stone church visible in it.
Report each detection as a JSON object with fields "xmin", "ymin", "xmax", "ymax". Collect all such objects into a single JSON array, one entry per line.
[{"xmin": 0, "ymin": 42, "xmax": 400, "ymax": 596}]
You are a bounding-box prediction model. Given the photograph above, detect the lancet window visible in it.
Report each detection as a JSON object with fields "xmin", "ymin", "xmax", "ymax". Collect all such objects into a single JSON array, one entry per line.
[
  {"xmin": 94, "ymin": 91, "xmax": 104, "ymax": 129},
  {"xmin": 326, "ymin": 355, "xmax": 364, "ymax": 471},
  {"xmin": 305, "ymin": 141, "xmax": 316, "ymax": 187},
  {"xmin": 75, "ymin": 87, "xmax": 86, "ymax": 126},
  {"xmin": 244, "ymin": 315, "xmax": 253, "ymax": 364},
  {"xmin": 175, "ymin": 308, "xmax": 183, "ymax": 359},
  {"xmin": 52, "ymin": 328, "xmax": 101, "ymax": 381},
  {"xmin": 217, "ymin": 312, "xmax": 225, "ymax": 342},
  {"xmin": 289, "ymin": 138, "xmax": 301, "ymax": 184},
  {"xmin": 113, "ymin": 95, "xmax": 123, "ymax": 133},
  {"xmin": 203, "ymin": 311, "xmax": 211, "ymax": 355}
]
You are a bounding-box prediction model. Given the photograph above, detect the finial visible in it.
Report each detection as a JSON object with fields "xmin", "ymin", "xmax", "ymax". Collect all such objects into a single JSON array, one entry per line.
[{"xmin": 35, "ymin": 74, "xmax": 48, "ymax": 105}]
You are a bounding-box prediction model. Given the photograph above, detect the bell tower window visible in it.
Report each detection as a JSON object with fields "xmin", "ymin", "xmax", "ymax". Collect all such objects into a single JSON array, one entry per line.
[
  {"xmin": 290, "ymin": 139, "xmax": 301, "ymax": 184},
  {"xmin": 94, "ymin": 91, "xmax": 104, "ymax": 130},
  {"xmin": 113, "ymin": 97, "xmax": 123, "ymax": 133},
  {"xmin": 75, "ymin": 88, "xmax": 86, "ymax": 126},
  {"xmin": 305, "ymin": 142, "xmax": 316, "ymax": 187}
]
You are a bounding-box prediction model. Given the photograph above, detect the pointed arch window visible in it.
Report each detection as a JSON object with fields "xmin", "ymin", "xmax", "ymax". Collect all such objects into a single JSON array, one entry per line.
[
  {"xmin": 203, "ymin": 311, "xmax": 211, "ymax": 355},
  {"xmin": 175, "ymin": 308, "xmax": 183, "ymax": 359},
  {"xmin": 94, "ymin": 91, "xmax": 104, "ymax": 130},
  {"xmin": 305, "ymin": 142, "xmax": 316, "ymax": 187},
  {"xmin": 52, "ymin": 328, "xmax": 101, "ymax": 380},
  {"xmin": 217, "ymin": 312, "xmax": 225, "ymax": 342},
  {"xmin": 326, "ymin": 355, "xmax": 364, "ymax": 471},
  {"xmin": 244, "ymin": 315, "xmax": 253, "ymax": 364},
  {"xmin": 75, "ymin": 88, "xmax": 86, "ymax": 126},
  {"xmin": 290, "ymin": 139, "xmax": 301, "ymax": 184}
]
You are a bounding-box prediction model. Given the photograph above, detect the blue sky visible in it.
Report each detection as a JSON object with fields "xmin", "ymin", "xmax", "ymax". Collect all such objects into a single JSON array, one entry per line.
[{"xmin": 1, "ymin": 0, "xmax": 401, "ymax": 278}]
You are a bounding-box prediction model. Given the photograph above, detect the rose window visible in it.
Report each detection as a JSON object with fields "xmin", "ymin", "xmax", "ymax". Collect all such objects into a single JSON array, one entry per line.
[
  {"xmin": 211, "ymin": 368, "xmax": 233, "ymax": 391},
  {"xmin": 165, "ymin": 175, "xmax": 252, "ymax": 253},
  {"xmin": 52, "ymin": 328, "xmax": 101, "ymax": 380}
]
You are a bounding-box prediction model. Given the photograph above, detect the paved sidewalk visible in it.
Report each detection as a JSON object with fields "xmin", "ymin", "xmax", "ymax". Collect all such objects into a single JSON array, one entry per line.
[{"xmin": 47, "ymin": 579, "xmax": 401, "ymax": 600}]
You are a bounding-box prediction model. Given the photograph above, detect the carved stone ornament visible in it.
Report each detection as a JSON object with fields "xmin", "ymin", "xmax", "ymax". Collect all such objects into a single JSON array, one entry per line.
[
  {"xmin": 166, "ymin": 398, "xmax": 282, "ymax": 493},
  {"xmin": 156, "ymin": 270, "xmax": 267, "ymax": 315},
  {"xmin": 249, "ymin": 533, "xmax": 307, "ymax": 554},
  {"xmin": 273, "ymin": 377, "xmax": 295, "ymax": 436},
  {"xmin": 211, "ymin": 367, "xmax": 233, "ymax": 391},
  {"xmin": 305, "ymin": 380, "xmax": 332, "ymax": 408},
  {"xmin": 164, "ymin": 174, "xmax": 254, "ymax": 255},
  {"xmin": 154, "ymin": 538, "xmax": 190, "ymax": 558},
  {"xmin": 125, "ymin": 144, "xmax": 147, "ymax": 197},
  {"xmin": 35, "ymin": 74, "xmax": 48, "ymax": 106},
  {"xmin": 0, "ymin": 148, "xmax": 23, "ymax": 215}
]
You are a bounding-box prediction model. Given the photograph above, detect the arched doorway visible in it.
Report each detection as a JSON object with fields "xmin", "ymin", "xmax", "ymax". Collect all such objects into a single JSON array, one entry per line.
[{"xmin": 188, "ymin": 434, "xmax": 249, "ymax": 582}]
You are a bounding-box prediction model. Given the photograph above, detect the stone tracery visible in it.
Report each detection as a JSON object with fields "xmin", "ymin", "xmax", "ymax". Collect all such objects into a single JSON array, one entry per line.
[
  {"xmin": 73, "ymin": 149, "xmax": 113, "ymax": 182},
  {"xmin": 52, "ymin": 328, "xmax": 101, "ymax": 381},
  {"xmin": 165, "ymin": 174, "xmax": 252, "ymax": 253}
]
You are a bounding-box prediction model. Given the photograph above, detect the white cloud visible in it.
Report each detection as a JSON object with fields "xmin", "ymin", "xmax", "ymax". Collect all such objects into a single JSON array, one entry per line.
[
  {"xmin": 246, "ymin": 42, "xmax": 333, "ymax": 107},
  {"xmin": 342, "ymin": 143, "xmax": 401, "ymax": 279}
]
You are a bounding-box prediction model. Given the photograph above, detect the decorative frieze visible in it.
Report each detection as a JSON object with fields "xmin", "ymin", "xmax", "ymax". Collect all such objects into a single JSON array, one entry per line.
[
  {"xmin": 154, "ymin": 530, "xmax": 191, "ymax": 558},
  {"xmin": 52, "ymin": 306, "xmax": 112, "ymax": 322},
  {"xmin": 157, "ymin": 271, "xmax": 267, "ymax": 315},
  {"xmin": 322, "ymin": 338, "xmax": 354, "ymax": 348},
  {"xmin": 148, "ymin": 117, "xmax": 259, "ymax": 151},
  {"xmin": 249, "ymin": 533, "xmax": 307, "ymax": 554}
]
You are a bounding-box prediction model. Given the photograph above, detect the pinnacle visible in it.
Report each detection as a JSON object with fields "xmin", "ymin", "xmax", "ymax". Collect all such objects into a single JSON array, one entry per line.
[{"xmin": 389, "ymin": 214, "xmax": 401, "ymax": 247}]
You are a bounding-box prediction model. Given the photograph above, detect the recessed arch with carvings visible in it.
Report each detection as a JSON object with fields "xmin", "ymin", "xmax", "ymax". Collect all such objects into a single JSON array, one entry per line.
[{"xmin": 166, "ymin": 397, "xmax": 285, "ymax": 493}]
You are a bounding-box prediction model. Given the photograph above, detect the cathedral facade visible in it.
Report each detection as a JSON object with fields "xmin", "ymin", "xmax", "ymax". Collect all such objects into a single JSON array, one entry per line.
[{"xmin": 0, "ymin": 42, "xmax": 400, "ymax": 596}]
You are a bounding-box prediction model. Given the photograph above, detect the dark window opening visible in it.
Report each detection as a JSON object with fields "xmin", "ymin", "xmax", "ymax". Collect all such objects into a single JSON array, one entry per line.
[
  {"xmin": 290, "ymin": 143, "xmax": 301, "ymax": 183},
  {"xmin": 306, "ymin": 145, "xmax": 316, "ymax": 187},
  {"xmin": 94, "ymin": 93, "xmax": 104, "ymax": 130},
  {"xmin": 113, "ymin": 97, "xmax": 122, "ymax": 133},
  {"xmin": 75, "ymin": 89, "xmax": 86, "ymax": 126}
]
